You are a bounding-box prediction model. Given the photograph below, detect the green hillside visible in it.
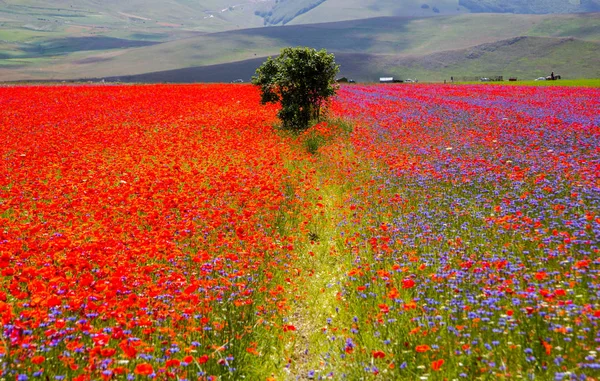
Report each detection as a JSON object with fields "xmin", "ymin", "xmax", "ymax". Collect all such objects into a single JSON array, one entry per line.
[
  {"xmin": 266, "ymin": 0, "xmax": 467, "ymax": 25},
  {"xmin": 92, "ymin": 36, "xmax": 598, "ymax": 84},
  {"xmin": 372, "ymin": 36, "xmax": 600, "ymax": 81},
  {"xmin": 2, "ymin": 0, "xmax": 597, "ymax": 56},
  {"xmin": 0, "ymin": 0, "xmax": 270, "ymax": 36},
  {"xmin": 1, "ymin": 13, "xmax": 598, "ymax": 82},
  {"xmin": 459, "ymin": 0, "xmax": 600, "ymax": 14},
  {"xmin": 259, "ymin": 0, "xmax": 327, "ymax": 25},
  {"xmin": 3, "ymin": 0, "xmax": 596, "ymax": 38},
  {"xmin": 266, "ymin": 0, "xmax": 599, "ymax": 25},
  {"xmin": 0, "ymin": 0, "xmax": 467, "ymax": 39}
]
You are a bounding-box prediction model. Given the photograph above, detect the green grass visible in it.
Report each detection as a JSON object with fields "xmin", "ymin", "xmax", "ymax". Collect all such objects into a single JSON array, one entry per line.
[
  {"xmin": 455, "ymin": 79, "xmax": 600, "ymax": 87},
  {"xmin": 271, "ymin": 119, "xmax": 371, "ymax": 379},
  {"xmin": 527, "ymin": 14, "xmax": 600, "ymax": 41},
  {"xmin": 0, "ymin": 27, "xmax": 55, "ymax": 42}
]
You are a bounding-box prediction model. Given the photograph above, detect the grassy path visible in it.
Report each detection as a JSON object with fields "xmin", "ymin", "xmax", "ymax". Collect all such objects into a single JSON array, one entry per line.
[
  {"xmin": 285, "ymin": 182, "xmax": 347, "ymax": 379},
  {"xmin": 273, "ymin": 126, "xmax": 376, "ymax": 380},
  {"xmin": 284, "ymin": 153, "xmax": 349, "ymax": 380}
]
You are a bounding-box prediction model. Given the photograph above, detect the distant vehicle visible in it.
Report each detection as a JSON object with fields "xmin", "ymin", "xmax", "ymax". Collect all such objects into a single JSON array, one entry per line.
[
  {"xmin": 535, "ymin": 77, "xmax": 546, "ymax": 81},
  {"xmin": 480, "ymin": 77, "xmax": 490, "ymax": 82},
  {"xmin": 231, "ymin": 79, "xmax": 244, "ymax": 83},
  {"xmin": 381, "ymin": 77, "xmax": 404, "ymax": 83},
  {"xmin": 348, "ymin": 79, "xmax": 356, "ymax": 83},
  {"xmin": 405, "ymin": 79, "xmax": 414, "ymax": 83}
]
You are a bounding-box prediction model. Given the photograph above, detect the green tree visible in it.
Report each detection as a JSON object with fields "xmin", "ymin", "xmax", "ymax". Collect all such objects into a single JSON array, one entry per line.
[{"xmin": 252, "ymin": 47, "xmax": 339, "ymax": 131}]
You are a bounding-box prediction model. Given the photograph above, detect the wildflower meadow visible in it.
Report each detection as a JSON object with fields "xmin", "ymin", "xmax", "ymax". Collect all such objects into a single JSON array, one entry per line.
[{"xmin": 0, "ymin": 83, "xmax": 598, "ymax": 380}]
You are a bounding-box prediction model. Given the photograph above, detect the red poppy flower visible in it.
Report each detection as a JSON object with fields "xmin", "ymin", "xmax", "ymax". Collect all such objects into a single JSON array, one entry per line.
[
  {"xmin": 402, "ymin": 278, "xmax": 415, "ymax": 289},
  {"xmin": 372, "ymin": 350, "xmax": 386, "ymax": 359},
  {"xmin": 100, "ymin": 348, "xmax": 116, "ymax": 357},
  {"xmin": 31, "ymin": 355, "xmax": 45, "ymax": 364},
  {"xmin": 415, "ymin": 345, "xmax": 431, "ymax": 353},
  {"xmin": 283, "ymin": 324, "xmax": 296, "ymax": 332},
  {"xmin": 198, "ymin": 355, "xmax": 209, "ymax": 364},
  {"xmin": 134, "ymin": 363, "xmax": 154, "ymax": 376},
  {"xmin": 432, "ymin": 359, "xmax": 444, "ymax": 371}
]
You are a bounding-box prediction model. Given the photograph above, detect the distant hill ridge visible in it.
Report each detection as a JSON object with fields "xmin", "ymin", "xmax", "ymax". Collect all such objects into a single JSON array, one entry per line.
[{"xmin": 1, "ymin": 0, "xmax": 599, "ymax": 34}]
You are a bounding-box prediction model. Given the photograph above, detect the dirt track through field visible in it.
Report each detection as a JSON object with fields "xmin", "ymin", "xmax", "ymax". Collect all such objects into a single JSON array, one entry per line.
[{"xmin": 278, "ymin": 135, "xmax": 372, "ymax": 380}]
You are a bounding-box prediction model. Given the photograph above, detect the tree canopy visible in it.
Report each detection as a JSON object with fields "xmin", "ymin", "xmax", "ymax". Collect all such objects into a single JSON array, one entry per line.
[{"xmin": 252, "ymin": 47, "xmax": 339, "ymax": 130}]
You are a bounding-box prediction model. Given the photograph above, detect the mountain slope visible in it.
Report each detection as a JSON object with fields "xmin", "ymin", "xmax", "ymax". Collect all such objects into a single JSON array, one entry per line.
[
  {"xmin": 0, "ymin": 0, "xmax": 271, "ymax": 36},
  {"xmin": 286, "ymin": 0, "xmax": 600, "ymax": 25},
  {"xmin": 87, "ymin": 36, "xmax": 599, "ymax": 83},
  {"xmin": 2, "ymin": 0, "xmax": 598, "ymax": 37},
  {"xmin": 459, "ymin": 0, "xmax": 600, "ymax": 14},
  {"xmin": 1, "ymin": 13, "xmax": 598, "ymax": 82},
  {"xmin": 268, "ymin": 0, "xmax": 468, "ymax": 25},
  {"xmin": 258, "ymin": 0, "xmax": 327, "ymax": 25},
  {"xmin": 383, "ymin": 36, "xmax": 600, "ymax": 80}
]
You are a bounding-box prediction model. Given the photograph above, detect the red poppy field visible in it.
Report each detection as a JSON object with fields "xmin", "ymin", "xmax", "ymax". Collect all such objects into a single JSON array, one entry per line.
[{"xmin": 0, "ymin": 84, "xmax": 598, "ymax": 380}]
